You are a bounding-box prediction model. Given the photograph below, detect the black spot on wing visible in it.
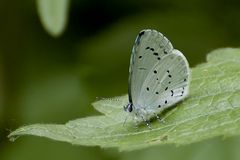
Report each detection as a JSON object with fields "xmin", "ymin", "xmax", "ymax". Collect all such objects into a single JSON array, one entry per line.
[
  {"xmin": 154, "ymin": 70, "xmax": 157, "ymax": 74},
  {"xmin": 146, "ymin": 87, "xmax": 149, "ymax": 91},
  {"xmin": 164, "ymin": 49, "xmax": 168, "ymax": 54},
  {"xmin": 146, "ymin": 46, "xmax": 150, "ymax": 50},
  {"xmin": 171, "ymin": 90, "xmax": 174, "ymax": 96},
  {"xmin": 155, "ymin": 92, "xmax": 159, "ymax": 94},
  {"xmin": 150, "ymin": 48, "xmax": 154, "ymax": 51},
  {"xmin": 181, "ymin": 91, "xmax": 184, "ymax": 96},
  {"xmin": 136, "ymin": 31, "xmax": 145, "ymax": 45},
  {"xmin": 153, "ymin": 52, "xmax": 158, "ymax": 56},
  {"xmin": 157, "ymin": 57, "xmax": 161, "ymax": 60},
  {"xmin": 165, "ymin": 100, "xmax": 168, "ymax": 104},
  {"xmin": 138, "ymin": 56, "xmax": 142, "ymax": 59},
  {"xmin": 139, "ymin": 31, "xmax": 145, "ymax": 37}
]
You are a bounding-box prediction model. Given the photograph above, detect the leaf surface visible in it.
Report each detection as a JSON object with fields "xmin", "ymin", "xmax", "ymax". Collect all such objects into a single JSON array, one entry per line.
[{"xmin": 8, "ymin": 48, "xmax": 240, "ymax": 151}]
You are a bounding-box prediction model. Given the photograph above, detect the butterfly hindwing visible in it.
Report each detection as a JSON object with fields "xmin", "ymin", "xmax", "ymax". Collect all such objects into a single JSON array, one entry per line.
[{"xmin": 139, "ymin": 49, "xmax": 190, "ymax": 112}]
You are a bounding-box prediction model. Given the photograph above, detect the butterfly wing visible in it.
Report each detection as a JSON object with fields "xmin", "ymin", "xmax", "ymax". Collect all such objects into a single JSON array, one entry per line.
[
  {"xmin": 128, "ymin": 29, "xmax": 190, "ymax": 114},
  {"xmin": 138, "ymin": 49, "xmax": 190, "ymax": 112}
]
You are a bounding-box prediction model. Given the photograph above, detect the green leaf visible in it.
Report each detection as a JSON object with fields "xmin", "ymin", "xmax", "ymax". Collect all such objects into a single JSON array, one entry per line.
[
  {"xmin": 8, "ymin": 48, "xmax": 240, "ymax": 151},
  {"xmin": 36, "ymin": 0, "xmax": 70, "ymax": 37}
]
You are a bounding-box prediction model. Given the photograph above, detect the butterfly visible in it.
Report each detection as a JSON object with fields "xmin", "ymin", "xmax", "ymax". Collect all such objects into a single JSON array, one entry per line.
[{"xmin": 124, "ymin": 29, "xmax": 190, "ymax": 128}]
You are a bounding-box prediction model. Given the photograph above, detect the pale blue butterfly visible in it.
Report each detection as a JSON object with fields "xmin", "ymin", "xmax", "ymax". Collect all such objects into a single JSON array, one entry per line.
[{"xmin": 124, "ymin": 29, "xmax": 190, "ymax": 128}]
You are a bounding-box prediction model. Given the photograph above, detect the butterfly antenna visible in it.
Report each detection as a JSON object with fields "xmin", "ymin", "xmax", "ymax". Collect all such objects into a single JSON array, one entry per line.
[{"xmin": 96, "ymin": 97, "xmax": 121, "ymax": 101}]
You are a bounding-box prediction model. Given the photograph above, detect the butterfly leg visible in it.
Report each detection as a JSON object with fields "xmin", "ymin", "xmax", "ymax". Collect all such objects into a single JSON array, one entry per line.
[
  {"xmin": 154, "ymin": 113, "xmax": 166, "ymax": 124},
  {"xmin": 141, "ymin": 116, "xmax": 152, "ymax": 129}
]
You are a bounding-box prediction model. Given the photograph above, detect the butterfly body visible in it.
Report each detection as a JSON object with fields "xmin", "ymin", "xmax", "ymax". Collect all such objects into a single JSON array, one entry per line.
[{"xmin": 124, "ymin": 29, "xmax": 190, "ymax": 124}]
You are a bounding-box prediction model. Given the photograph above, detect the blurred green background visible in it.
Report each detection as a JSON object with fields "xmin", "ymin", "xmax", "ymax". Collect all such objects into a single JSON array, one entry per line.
[{"xmin": 1, "ymin": 0, "xmax": 240, "ymax": 159}]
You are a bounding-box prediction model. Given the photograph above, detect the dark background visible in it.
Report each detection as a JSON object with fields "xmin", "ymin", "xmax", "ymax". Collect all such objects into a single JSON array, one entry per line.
[{"xmin": 1, "ymin": 0, "xmax": 240, "ymax": 159}]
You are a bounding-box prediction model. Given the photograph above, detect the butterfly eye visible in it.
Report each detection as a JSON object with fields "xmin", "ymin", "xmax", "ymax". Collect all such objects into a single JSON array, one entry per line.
[
  {"xmin": 124, "ymin": 103, "xmax": 133, "ymax": 112},
  {"xmin": 128, "ymin": 105, "xmax": 133, "ymax": 112}
]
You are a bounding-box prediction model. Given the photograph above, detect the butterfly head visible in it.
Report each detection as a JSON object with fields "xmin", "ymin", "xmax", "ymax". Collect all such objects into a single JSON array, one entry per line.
[{"xmin": 124, "ymin": 103, "xmax": 133, "ymax": 113}]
